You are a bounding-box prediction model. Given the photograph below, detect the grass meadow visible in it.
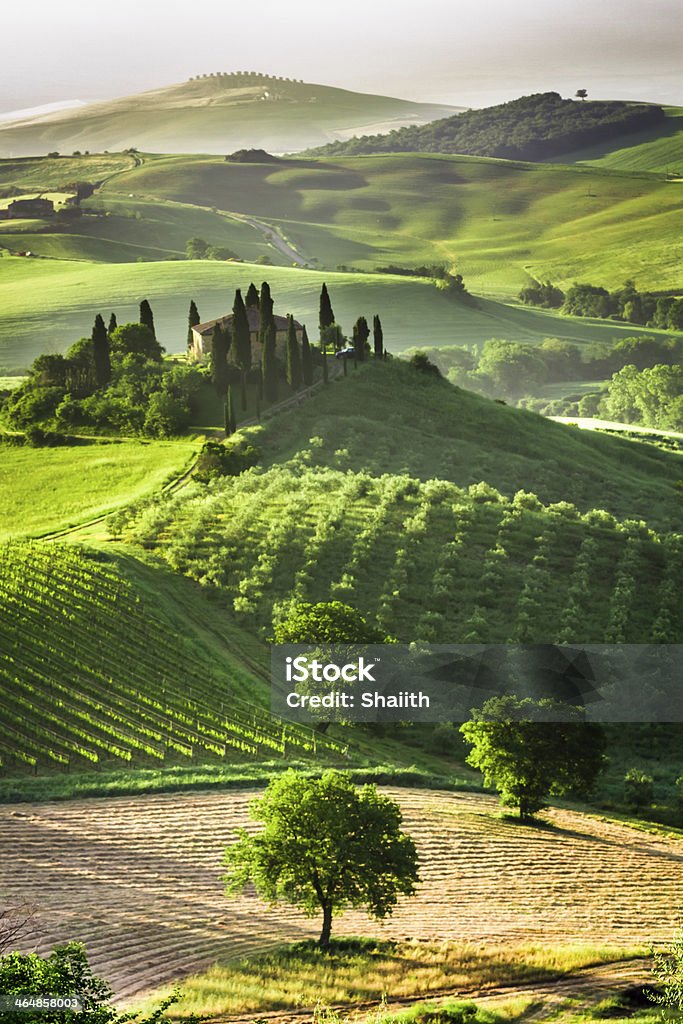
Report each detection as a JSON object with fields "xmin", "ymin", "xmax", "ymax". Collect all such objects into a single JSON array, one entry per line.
[
  {"xmin": 140, "ymin": 939, "xmax": 642, "ymax": 1018},
  {"xmin": 0, "ymin": 254, "xmax": 677, "ymax": 371},
  {"xmin": 0, "ymin": 438, "xmax": 197, "ymax": 539},
  {"xmin": 100, "ymin": 151, "xmax": 683, "ymax": 291}
]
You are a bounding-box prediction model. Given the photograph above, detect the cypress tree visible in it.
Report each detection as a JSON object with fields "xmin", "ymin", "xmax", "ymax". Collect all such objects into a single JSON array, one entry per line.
[
  {"xmin": 245, "ymin": 282, "xmax": 260, "ymax": 308},
  {"xmin": 187, "ymin": 299, "xmax": 200, "ymax": 349},
  {"xmin": 285, "ymin": 314, "xmax": 302, "ymax": 390},
  {"xmin": 258, "ymin": 281, "xmax": 274, "ymax": 343},
  {"xmin": 139, "ymin": 299, "xmax": 156, "ymax": 338},
  {"xmin": 301, "ymin": 324, "xmax": 313, "ymax": 386},
  {"xmin": 107, "ymin": 312, "xmax": 117, "ymax": 336},
  {"xmin": 211, "ymin": 322, "xmax": 231, "ymax": 397},
  {"xmin": 262, "ymin": 320, "xmax": 278, "ymax": 403},
  {"xmin": 373, "ymin": 314, "xmax": 384, "ymax": 358},
  {"xmin": 232, "ymin": 288, "xmax": 252, "ymax": 410},
  {"xmin": 91, "ymin": 314, "xmax": 111, "ymax": 388},
  {"xmin": 353, "ymin": 316, "xmax": 369, "ymax": 361},
  {"xmin": 319, "ymin": 283, "xmax": 334, "ymax": 337},
  {"xmin": 225, "ymin": 385, "xmax": 236, "ymax": 435}
]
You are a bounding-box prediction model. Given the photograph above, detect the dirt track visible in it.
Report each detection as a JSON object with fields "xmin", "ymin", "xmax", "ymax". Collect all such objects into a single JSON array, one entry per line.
[{"xmin": 2, "ymin": 788, "xmax": 680, "ymax": 1001}]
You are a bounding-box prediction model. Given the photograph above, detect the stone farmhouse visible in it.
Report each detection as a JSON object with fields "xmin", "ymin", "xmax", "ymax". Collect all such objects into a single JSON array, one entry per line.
[
  {"xmin": 0, "ymin": 197, "xmax": 55, "ymax": 220},
  {"xmin": 189, "ymin": 307, "xmax": 304, "ymax": 363}
]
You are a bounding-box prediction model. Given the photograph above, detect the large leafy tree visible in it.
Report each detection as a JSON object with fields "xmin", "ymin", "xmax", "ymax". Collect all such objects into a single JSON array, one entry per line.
[
  {"xmin": 460, "ymin": 696, "xmax": 606, "ymax": 822},
  {"xmin": 109, "ymin": 323, "xmax": 163, "ymax": 361},
  {"xmin": 273, "ymin": 601, "xmax": 385, "ymax": 644},
  {"xmin": 223, "ymin": 770, "xmax": 419, "ymax": 947}
]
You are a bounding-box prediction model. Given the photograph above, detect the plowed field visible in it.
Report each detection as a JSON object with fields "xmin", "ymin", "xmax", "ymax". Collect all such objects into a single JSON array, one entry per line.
[{"xmin": 2, "ymin": 788, "xmax": 681, "ymax": 1000}]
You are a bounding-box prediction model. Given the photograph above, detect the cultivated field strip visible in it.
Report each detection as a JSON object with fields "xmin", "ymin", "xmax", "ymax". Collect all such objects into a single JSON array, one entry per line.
[
  {"xmin": 3, "ymin": 788, "xmax": 683, "ymax": 1000},
  {"xmin": 0, "ymin": 543, "xmax": 348, "ymax": 772},
  {"xmin": 124, "ymin": 464, "xmax": 681, "ymax": 643}
]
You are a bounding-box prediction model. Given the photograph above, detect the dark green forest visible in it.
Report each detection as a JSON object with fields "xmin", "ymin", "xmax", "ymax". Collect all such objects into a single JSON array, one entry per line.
[{"xmin": 305, "ymin": 92, "xmax": 665, "ymax": 160}]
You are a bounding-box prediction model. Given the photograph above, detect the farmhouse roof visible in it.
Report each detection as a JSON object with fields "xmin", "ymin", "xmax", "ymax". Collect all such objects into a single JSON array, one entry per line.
[{"xmin": 195, "ymin": 307, "xmax": 303, "ymax": 336}]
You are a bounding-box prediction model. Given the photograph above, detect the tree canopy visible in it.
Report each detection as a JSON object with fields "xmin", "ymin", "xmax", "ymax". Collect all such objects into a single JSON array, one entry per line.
[
  {"xmin": 460, "ymin": 696, "xmax": 606, "ymax": 821},
  {"xmin": 223, "ymin": 770, "xmax": 419, "ymax": 947},
  {"xmin": 273, "ymin": 601, "xmax": 386, "ymax": 644}
]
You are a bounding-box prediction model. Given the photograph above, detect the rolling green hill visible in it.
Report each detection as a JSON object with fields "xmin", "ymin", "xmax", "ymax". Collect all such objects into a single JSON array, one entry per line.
[
  {"xmin": 99, "ymin": 151, "xmax": 683, "ymax": 293},
  {"xmin": 0, "ymin": 542, "xmax": 347, "ymax": 774},
  {"xmin": 1, "ymin": 256, "xmax": 678, "ymax": 372},
  {"xmin": 0, "ymin": 75, "xmax": 459, "ymax": 158},
  {"xmin": 113, "ymin": 362, "xmax": 683, "ymax": 648},
  {"xmin": 561, "ymin": 106, "xmax": 683, "ymax": 173}
]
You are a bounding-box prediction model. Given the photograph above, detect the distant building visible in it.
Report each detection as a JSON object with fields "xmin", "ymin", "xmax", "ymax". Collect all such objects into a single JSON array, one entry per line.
[
  {"xmin": 4, "ymin": 197, "xmax": 55, "ymax": 219},
  {"xmin": 189, "ymin": 307, "xmax": 304, "ymax": 363}
]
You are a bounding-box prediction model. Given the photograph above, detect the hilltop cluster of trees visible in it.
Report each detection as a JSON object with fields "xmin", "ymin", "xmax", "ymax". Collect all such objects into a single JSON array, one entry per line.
[
  {"xmin": 521, "ymin": 277, "xmax": 683, "ymax": 330},
  {"xmin": 306, "ymin": 92, "xmax": 665, "ymax": 161},
  {"xmin": 2, "ymin": 302, "xmax": 203, "ymax": 437},
  {"xmin": 210, "ymin": 281, "xmax": 385, "ymax": 433}
]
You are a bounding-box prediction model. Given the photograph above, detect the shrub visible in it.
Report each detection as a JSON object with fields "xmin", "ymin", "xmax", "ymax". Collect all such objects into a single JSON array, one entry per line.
[
  {"xmin": 194, "ymin": 438, "xmax": 261, "ymax": 482},
  {"xmin": 624, "ymin": 768, "xmax": 654, "ymax": 809}
]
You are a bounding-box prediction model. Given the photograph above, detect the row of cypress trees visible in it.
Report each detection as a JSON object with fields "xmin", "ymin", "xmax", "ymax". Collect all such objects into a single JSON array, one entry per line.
[{"xmin": 186, "ymin": 280, "xmax": 385, "ymax": 435}]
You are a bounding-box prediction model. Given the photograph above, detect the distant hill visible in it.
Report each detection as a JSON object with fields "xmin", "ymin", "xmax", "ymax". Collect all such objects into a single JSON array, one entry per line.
[
  {"xmin": 0, "ymin": 74, "xmax": 460, "ymax": 157},
  {"xmin": 304, "ymin": 92, "xmax": 666, "ymax": 161}
]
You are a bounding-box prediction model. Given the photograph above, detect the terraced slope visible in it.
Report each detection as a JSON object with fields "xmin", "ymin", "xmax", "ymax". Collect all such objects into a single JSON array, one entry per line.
[
  {"xmin": 3, "ymin": 788, "xmax": 681, "ymax": 999},
  {"xmin": 0, "ymin": 543, "xmax": 346, "ymax": 773}
]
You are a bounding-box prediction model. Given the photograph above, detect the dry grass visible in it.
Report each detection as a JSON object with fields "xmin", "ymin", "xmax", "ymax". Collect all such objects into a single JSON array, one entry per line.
[
  {"xmin": 0, "ymin": 788, "xmax": 676, "ymax": 1002},
  {"xmin": 141, "ymin": 940, "xmax": 642, "ymax": 1019}
]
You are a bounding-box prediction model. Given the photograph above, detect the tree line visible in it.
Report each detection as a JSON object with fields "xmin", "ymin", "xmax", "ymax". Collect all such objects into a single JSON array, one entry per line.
[
  {"xmin": 520, "ymin": 277, "xmax": 683, "ymax": 331},
  {"xmin": 407, "ymin": 333, "xmax": 683, "ymax": 404}
]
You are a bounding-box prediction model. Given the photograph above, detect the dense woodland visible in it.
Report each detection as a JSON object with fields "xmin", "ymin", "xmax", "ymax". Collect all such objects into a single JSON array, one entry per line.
[{"xmin": 306, "ymin": 93, "xmax": 665, "ymax": 160}]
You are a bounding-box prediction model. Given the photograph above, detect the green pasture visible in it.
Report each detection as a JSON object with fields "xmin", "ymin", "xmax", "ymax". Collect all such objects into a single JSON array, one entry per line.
[
  {"xmin": 561, "ymin": 105, "xmax": 683, "ymax": 173},
  {"xmin": 0, "ymin": 437, "xmax": 197, "ymax": 539},
  {"xmin": 0, "ymin": 255, "xmax": 677, "ymax": 371},
  {"xmin": 100, "ymin": 151, "xmax": 683, "ymax": 293}
]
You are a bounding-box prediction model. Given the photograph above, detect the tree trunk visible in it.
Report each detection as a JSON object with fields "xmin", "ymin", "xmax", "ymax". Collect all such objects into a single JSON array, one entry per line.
[{"xmin": 319, "ymin": 903, "xmax": 332, "ymax": 948}]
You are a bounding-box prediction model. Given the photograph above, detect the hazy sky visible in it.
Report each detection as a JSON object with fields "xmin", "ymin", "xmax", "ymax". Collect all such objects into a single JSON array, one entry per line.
[{"xmin": 3, "ymin": 0, "xmax": 683, "ymax": 114}]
